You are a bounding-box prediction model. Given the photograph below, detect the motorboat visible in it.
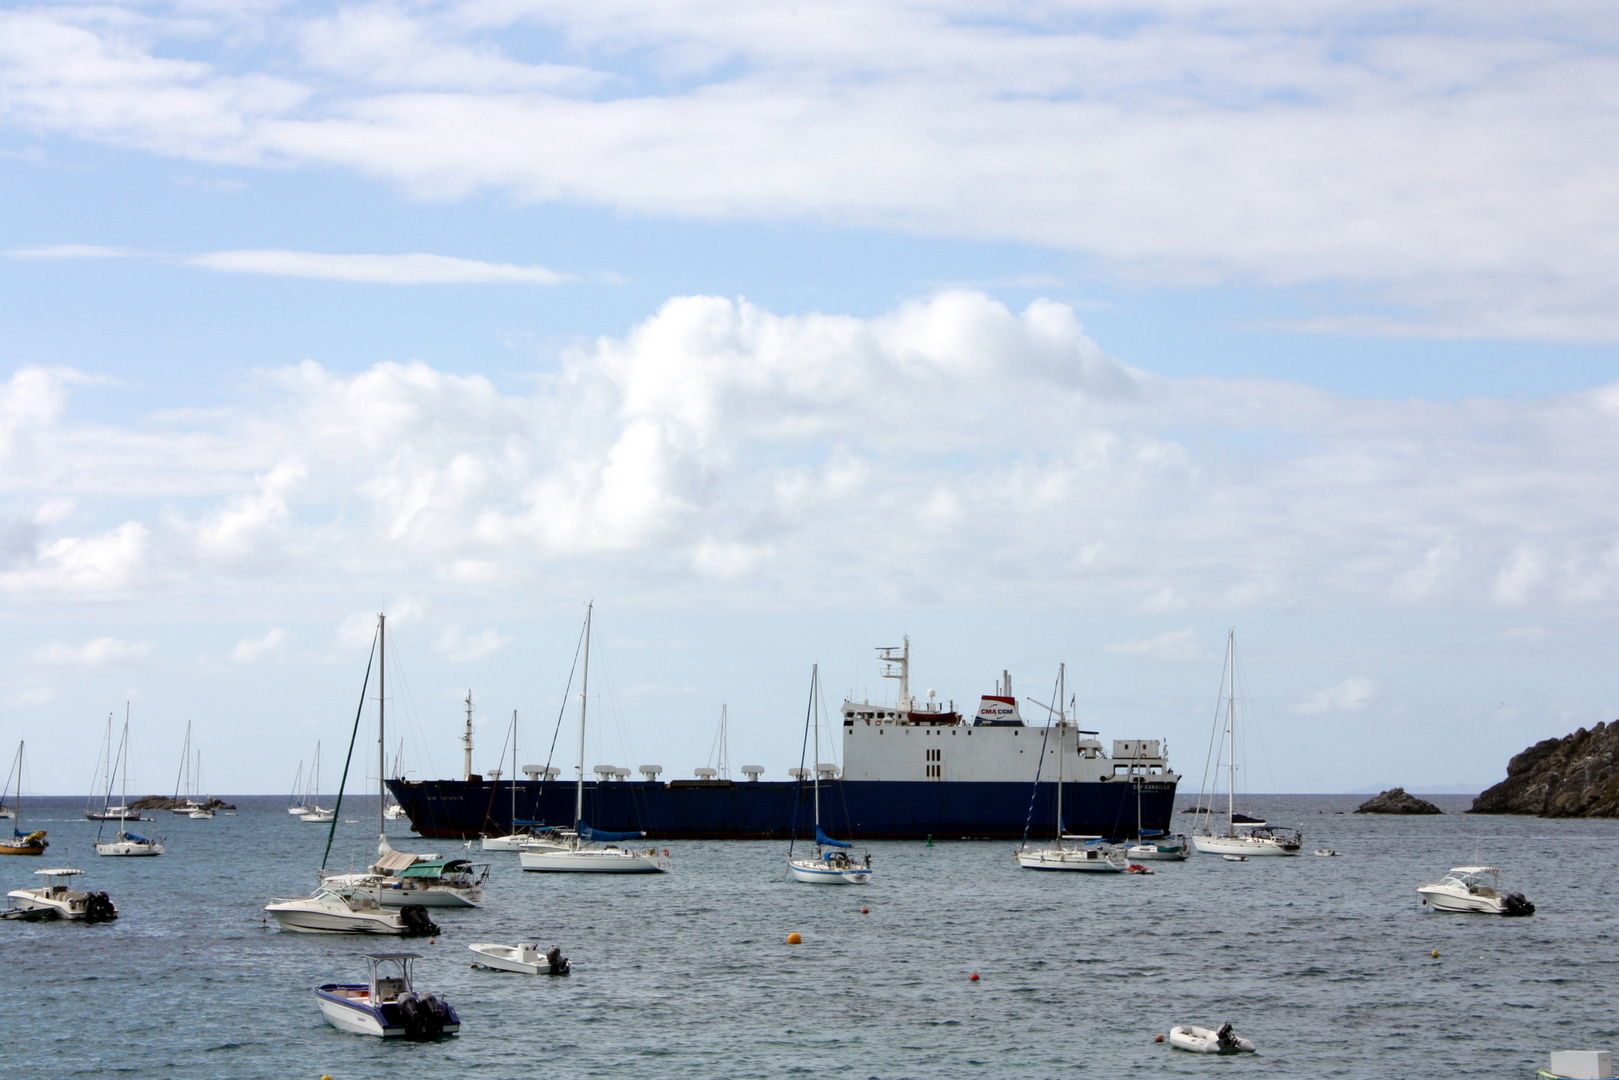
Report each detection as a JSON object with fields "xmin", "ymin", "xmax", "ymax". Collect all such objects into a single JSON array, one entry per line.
[
  {"xmin": 1314, "ymin": 849, "xmax": 1341, "ymax": 857},
  {"xmin": 315, "ymin": 953, "xmax": 459, "ymax": 1038},
  {"xmin": 5, "ymin": 868, "xmax": 117, "ymax": 921},
  {"xmin": 1126, "ymin": 831, "xmax": 1190, "ymax": 861},
  {"xmin": 384, "ymin": 804, "xmax": 409, "ymax": 820},
  {"xmin": 1168, "ymin": 1023, "xmax": 1256, "ymax": 1054},
  {"xmin": 1222, "ymin": 854, "xmax": 1248, "ymax": 862},
  {"xmin": 469, "ymin": 941, "xmax": 570, "ymax": 975},
  {"xmin": 1417, "ymin": 866, "xmax": 1534, "ymax": 915},
  {"xmin": 1017, "ymin": 838, "xmax": 1128, "ymax": 872},
  {"xmin": 322, "ymin": 858, "xmax": 489, "ymax": 908},
  {"xmin": 95, "ymin": 831, "xmax": 165, "ymax": 857},
  {"xmin": 1189, "ymin": 632, "xmax": 1301, "ymax": 858},
  {"xmin": 264, "ymin": 887, "xmax": 439, "ymax": 934},
  {"xmin": 786, "ymin": 664, "xmax": 872, "ymax": 884}
]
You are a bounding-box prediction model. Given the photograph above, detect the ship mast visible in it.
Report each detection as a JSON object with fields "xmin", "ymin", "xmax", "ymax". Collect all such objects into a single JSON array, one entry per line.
[
  {"xmin": 1225, "ymin": 629, "xmax": 1236, "ymax": 838},
  {"xmin": 879, "ymin": 636, "xmax": 911, "ymax": 711},
  {"xmin": 461, "ymin": 690, "xmax": 475, "ymax": 781}
]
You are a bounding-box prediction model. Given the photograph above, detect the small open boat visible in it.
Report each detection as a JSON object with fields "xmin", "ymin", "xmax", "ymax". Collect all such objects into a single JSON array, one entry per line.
[
  {"xmin": 1168, "ymin": 1023, "xmax": 1256, "ymax": 1054},
  {"xmin": 1222, "ymin": 853, "xmax": 1248, "ymax": 862},
  {"xmin": 1417, "ymin": 866, "xmax": 1534, "ymax": 915},
  {"xmin": 316, "ymin": 953, "xmax": 460, "ymax": 1038},
  {"xmin": 469, "ymin": 942, "xmax": 570, "ymax": 975}
]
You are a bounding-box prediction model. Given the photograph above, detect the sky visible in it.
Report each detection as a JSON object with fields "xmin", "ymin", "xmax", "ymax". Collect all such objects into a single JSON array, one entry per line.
[{"xmin": 2, "ymin": 0, "xmax": 1618, "ymax": 797}]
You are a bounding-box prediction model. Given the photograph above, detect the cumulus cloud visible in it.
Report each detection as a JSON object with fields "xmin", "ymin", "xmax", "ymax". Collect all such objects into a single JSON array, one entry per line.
[
  {"xmin": 0, "ymin": 291, "xmax": 1618, "ymax": 617},
  {"xmin": 1, "ymin": 5, "xmax": 1617, "ymax": 334},
  {"xmin": 30, "ymin": 636, "xmax": 156, "ymax": 666},
  {"xmin": 1295, "ymin": 677, "xmax": 1376, "ymax": 714},
  {"xmin": 1106, "ymin": 629, "xmax": 1203, "ymax": 662},
  {"xmin": 230, "ymin": 627, "xmax": 286, "ymax": 664},
  {"xmin": 435, "ymin": 625, "xmax": 513, "ymax": 662}
]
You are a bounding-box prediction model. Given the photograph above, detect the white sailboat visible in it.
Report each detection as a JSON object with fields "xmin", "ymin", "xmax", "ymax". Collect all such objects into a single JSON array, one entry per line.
[
  {"xmin": 286, "ymin": 759, "xmax": 308, "ymax": 816},
  {"xmin": 188, "ymin": 752, "xmax": 215, "ymax": 818},
  {"xmin": 1017, "ymin": 664, "xmax": 1127, "ymax": 872},
  {"xmin": 95, "ymin": 710, "xmax": 165, "ymax": 856},
  {"xmin": 298, "ymin": 744, "xmax": 334, "ymax": 822},
  {"xmin": 787, "ymin": 665, "xmax": 871, "ymax": 884},
  {"xmin": 169, "ymin": 724, "xmax": 207, "ymax": 815},
  {"xmin": 383, "ymin": 740, "xmax": 409, "ymax": 821},
  {"xmin": 1189, "ymin": 631, "xmax": 1301, "ymax": 858},
  {"xmin": 519, "ymin": 604, "xmax": 671, "ymax": 874},
  {"xmin": 265, "ymin": 613, "xmax": 439, "ymax": 936},
  {"xmin": 319, "ymin": 614, "xmax": 491, "ymax": 905}
]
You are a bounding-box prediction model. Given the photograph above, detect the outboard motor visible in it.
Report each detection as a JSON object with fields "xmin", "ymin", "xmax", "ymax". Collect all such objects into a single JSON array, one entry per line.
[
  {"xmin": 82, "ymin": 892, "xmax": 118, "ymax": 923},
  {"xmin": 398, "ymin": 993, "xmax": 448, "ymax": 1039},
  {"xmin": 545, "ymin": 946, "xmax": 570, "ymax": 975},
  {"xmin": 1215, "ymin": 1022, "xmax": 1238, "ymax": 1052},
  {"xmin": 1501, "ymin": 892, "xmax": 1536, "ymax": 917},
  {"xmin": 398, "ymin": 904, "xmax": 440, "ymax": 937}
]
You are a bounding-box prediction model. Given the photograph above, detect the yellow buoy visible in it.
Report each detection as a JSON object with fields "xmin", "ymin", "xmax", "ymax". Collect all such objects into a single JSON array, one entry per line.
[
  {"xmin": 787, "ymin": 932, "xmax": 802, "ymax": 945},
  {"xmin": 1431, "ymin": 949, "xmax": 1439, "ymax": 958}
]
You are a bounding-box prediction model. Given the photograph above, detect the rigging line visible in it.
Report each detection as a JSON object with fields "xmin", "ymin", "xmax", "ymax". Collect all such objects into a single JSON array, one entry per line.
[
  {"xmin": 789, "ymin": 664, "xmax": 816, "ymax": 857},
  {"xmin": 321, "ymin": 622, "xmax": 378, "ymax": 872},
  {"xmin": 1194, "ymin": 631, "xmax": 1233, "ymax": 828},
  {"xmin": 478, "ymin": 709, "xmax": 518, "ymax": 832},
  {"xmin": 537, "ymin": 617, "xmax": 587, "ymax": 823},
  {"xmin": 1018, "ymin": 681, "xmax": 1059, "ymax": 851}
]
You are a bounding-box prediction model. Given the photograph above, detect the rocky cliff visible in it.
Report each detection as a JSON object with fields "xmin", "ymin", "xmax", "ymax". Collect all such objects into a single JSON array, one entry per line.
[
  {"xmin": 1469, "ymin": 721, "xmax": 1619, "ymax": 817},
  {"xmin": 1354, "ymin": 788, "xmax": 1442, "ymax": 814}
]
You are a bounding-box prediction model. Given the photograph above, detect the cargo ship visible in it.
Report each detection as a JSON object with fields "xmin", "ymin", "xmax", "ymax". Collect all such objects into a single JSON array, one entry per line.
[{"xmin": 387, "ymin": 639, "xmax": 1179, "ymax": 840}]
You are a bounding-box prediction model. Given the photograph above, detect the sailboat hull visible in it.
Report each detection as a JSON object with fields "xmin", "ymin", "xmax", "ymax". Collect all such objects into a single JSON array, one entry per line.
[
  {"xmin": 787, "ymin": 858, "xmax": 871, "ymax": 884},
  {"xmin": 518, "ymin": 849, "xmax": 670, "ymax": 873},
  {"xmin": 1016, "ymin": 847, "xmax": 1127, "ymax": 871},
  {"xmin": 1191, "ymin": 834, "xmax": 1300, "ymax": 856}
]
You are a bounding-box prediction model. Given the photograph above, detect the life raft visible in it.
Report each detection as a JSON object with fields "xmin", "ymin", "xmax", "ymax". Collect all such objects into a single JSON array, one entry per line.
[{"xmin": 1168, "ymin": 1023, "xmax": 1256, "ymax": 1054}]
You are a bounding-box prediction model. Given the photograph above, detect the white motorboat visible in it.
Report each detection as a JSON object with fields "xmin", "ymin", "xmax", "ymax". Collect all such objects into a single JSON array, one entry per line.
[
  {"xmin": 323, "ymin": 857, "xmax": 489, "ymax": 908},
  {"xmin": 1126, "ymin": 832, "xmax": 1190, "ymax": 861},
  {"xmin": 1222, "ymin": 853, "xmax": 1248, "ymax": 862},
  {"xmin": 1017, "ymin": 838, "xmax": 1128, "ymax": 872},
  {"xmin": 95, "ymin": 830, "xmax": 165, "ymax": 857},
  {"xmin": 1189, "ymin": 631, "xmax": 1301, "ymax": 858},
  {"xmin": 517, "ymin": 604, "xmax": 672, "ymax": 875},
  {"xmin": 1417, "ymin": 866, "xmax": 1535, "ymax": 915},
  {"xmin": 5, "ymin": 868, "xmax": 117, "ymax": 921},
  {"xmin": 265, "ymin": 886, "xmax": 439, "ymax": 934},
  {"xmin": 1016, "ymin": 665, "xmax": 1125, "ymax": 873},
  {"xmin": 1314, "ymin": 848, "xmax": 1341, "ymax": 856},
  {"xmin": 385, "ymin": 804, "xmax": 409, "ymax": 820},
  {"xmin": 469, "ymin": 941, "xmax": 570, "ymax": 975},
  {"xmin": 1168, "ymin": 1023, "xmax": 1256, "ymax": 1054},
  {"xmin": 787, "ymin": 664, "xmax": 872, "ymax": 884},
  {"xmin": 316, "ymin": 953, "xmax": 459, "ymax": 1038}
]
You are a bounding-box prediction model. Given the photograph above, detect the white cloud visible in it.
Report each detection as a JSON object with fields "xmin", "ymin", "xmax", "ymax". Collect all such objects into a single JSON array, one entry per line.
[
  {"xmin": 7, "ymin": 244, "xmax": 136, "ymax": 259},
  {"xmin": 230, "ymin": 627, "xmax": 286, "ymax": 664},
  {"xmin": 30, "ymin": 636, "xmax": 156, "ymax": 667},
  {"xmin": 2, "ymin": 4, "xmax": 1618, "ymax": 334},
  {"xmin": 1107, "ymin": 629, "xmax": 1202, "ymax": 662},
  {"xmin": 10, "ymin": 686, "xmax": 54, "ymax": 706},
  {"xmin": 184, "ymin": 250, "xmax": 573, "ymax": 285},
  {"xmin": 435, "ymin": 625, "xmax": 513, "ymax": 662},
  {"xmin": 1295, "ymin": 676, "xmax": 1376, "ymax": 715},
  {"xmin": 1494, "ymin": 545, "xmax": 1546, "ymax": 606}
]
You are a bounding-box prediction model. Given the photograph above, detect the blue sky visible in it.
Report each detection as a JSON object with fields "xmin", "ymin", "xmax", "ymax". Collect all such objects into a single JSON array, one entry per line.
[{"xmin": 2, "ymin": 0, "xmax": 1618, "ymax": 796}]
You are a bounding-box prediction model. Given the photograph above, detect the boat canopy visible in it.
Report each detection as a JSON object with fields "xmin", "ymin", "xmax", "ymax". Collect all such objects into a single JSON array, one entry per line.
[
  {"xmin": 815, "ymin": 826, "xmax": 852, "ymax": 849},
  {"xmin": 374, "ymin": 849, "xmax": 421, "ymax": 873},
  {"xmin": 396, "ymin": 858, "xmax": 473, "ymax": 878},
  {"xmin": 578, "ymin": 820, "xmax": 643, "ymax": 844}
]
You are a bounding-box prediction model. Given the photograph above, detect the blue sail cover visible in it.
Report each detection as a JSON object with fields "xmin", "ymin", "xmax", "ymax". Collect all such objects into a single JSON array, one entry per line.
[
  {"xmin": 124, "ymin": 833, "xmax": 151, "ymax": 844},
  {"xmin": 815, "ymin": 826, "xmax": 852, "ymax": 849},
  {"xmin": 578, "ymin": 820, "xmax": 644, "ymax": 844}
]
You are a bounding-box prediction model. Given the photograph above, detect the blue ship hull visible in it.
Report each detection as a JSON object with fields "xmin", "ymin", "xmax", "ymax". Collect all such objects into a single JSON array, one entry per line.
[{"xmin": 386, "ymin": 777, "xmax": 1179, "ymax": 841}]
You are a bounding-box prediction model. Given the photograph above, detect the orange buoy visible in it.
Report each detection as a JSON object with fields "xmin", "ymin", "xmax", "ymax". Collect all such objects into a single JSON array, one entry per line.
[
  {"xmin": 787, "ymin": 932, "xmax": 802, "ymax": 945},
  {"xmin": 861, "ymin": 907, "xmax": 869, "ymax": 914},
  {"xmin": 969, "ymin": 972, "xmax": 980, "ymax": 981},
  {"xmin": 1154, "ymin": 1035, "xmax": 1165, "ymax": 1043}
]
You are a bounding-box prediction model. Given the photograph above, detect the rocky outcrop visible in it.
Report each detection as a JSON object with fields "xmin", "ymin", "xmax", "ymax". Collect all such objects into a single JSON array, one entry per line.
[
  {"xmin": 1354, "ymin": 787, "xmax": 1442, "ymax": 815},
  {"xmin": 1470, "ymin": 722, "xmax": 1619, "ymax": 817},
  {"xmin": 128, "ymin": 795, "xmax": 237, "ymax": 811}
]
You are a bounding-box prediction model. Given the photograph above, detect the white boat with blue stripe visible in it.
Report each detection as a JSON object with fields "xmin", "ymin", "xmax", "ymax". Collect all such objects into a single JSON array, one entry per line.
[{"xmin": 315, "ymin": 953, "xmax": 460, "ymax": 1038}]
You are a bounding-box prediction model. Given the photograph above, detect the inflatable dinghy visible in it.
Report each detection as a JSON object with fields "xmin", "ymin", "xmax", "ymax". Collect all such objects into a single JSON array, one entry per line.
[{"xmin": 1168, "ymin": 1023, "xmax": 1256, "ymax": 1055}]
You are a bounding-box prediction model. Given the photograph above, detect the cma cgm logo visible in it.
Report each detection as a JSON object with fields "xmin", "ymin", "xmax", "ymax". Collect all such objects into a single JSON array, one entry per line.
[{"xmin": 979, "ymin": 701, "xmax": 1015, "ymax": 717}]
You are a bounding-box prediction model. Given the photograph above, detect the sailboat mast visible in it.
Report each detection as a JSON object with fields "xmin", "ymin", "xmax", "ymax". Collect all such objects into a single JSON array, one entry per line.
[
  {"xmin": 576, "ymin": 603, "xmax": 592, "ymax": 829},
  {"xmin": 118, "ymin": 705, "xmax": 130, "ymax": 814},
  {"xmin": 811, "ymin": 665, "xmax": 821, "ymax": 839},
  {"xmin": 378, "ymin": 613, "xmax": 386, "ymax": 836},
  {"xmin": 510, "ymin": 709, "xmax": 518, "ymax": 826},
  {"xmin": 1055, "ymin": 663, "xmax": 1065, "ymax": 843},
  {"xmin": 1226, "ymin": 630, "xmax": 1236, "ymax": 837}
]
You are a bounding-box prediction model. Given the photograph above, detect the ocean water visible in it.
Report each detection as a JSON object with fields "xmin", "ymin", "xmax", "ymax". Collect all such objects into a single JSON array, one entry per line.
[{"xmin": 3, "ymin": 793, "xmax": 1615, "ymax": 1080}]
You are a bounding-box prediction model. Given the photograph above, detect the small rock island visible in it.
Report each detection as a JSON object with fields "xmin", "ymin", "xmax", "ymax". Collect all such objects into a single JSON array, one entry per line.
[
  {"xmin": 1354, "ymin": 787, "xmax": 1443, "ymax": 814},
  {"xmin": 1470, "ymin": 721, "xmax": 1619, "ymax": 817}
]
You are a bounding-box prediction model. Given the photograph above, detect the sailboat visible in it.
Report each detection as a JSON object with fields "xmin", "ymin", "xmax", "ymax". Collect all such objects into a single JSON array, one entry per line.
[
  {"xmin": 299, "ymin": 744, "xmax": 334, "ymax": 822},
  {"xmin": 1189, "ymin": 631, "xmax": 1301, "ymax": 857},
  {"xmin": 188, "ymin": 752, "xmax": 216, "ymax": 818},
  {"xmin": 287, "ymin": 759, "xmax": 308, "ymax": 816},
  {"xmin": 1016, "ymin": 664, "xmax": 1127, "ymax": 872},
  {"xmin": 266, "ymin": 613, "xmax": 440, "ymax": 936},
  {"xmin": 0, "ymin": 743, "xmax": 48, "ymax": 856},
  {"xmin": 95, "ymin": 708, "xmax": 165, "ymax": 856},
  {"xmin": 787, "ymin": 664, "xmax": 872, "ymax": 884},
  {"xmin": 481, "ymin": 712, "xmax": 551, "ymax": 851},
  {"xmin": 318, "ymin": 614, "xmax": 490, "ymax": 906},
  {"xmin": 84, "ymin": 714, "xmax": 145, "ymax": 822},
  {"xmin": 519, "ymin": 603, "xmax": 671, "ymax": 874},
  {"xmin": 384, "ymin": 741, "xmax": 409, "ymax": 821},
  {"xmin": 169, "ymin": 724, "xmax": 205, "ymax": 815}
]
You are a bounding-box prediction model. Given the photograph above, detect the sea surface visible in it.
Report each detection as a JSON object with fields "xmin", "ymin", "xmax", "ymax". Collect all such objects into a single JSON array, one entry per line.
[{"xmin": 2, "ymin": 793, "xmax": 1615, "ymax": 1079}]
